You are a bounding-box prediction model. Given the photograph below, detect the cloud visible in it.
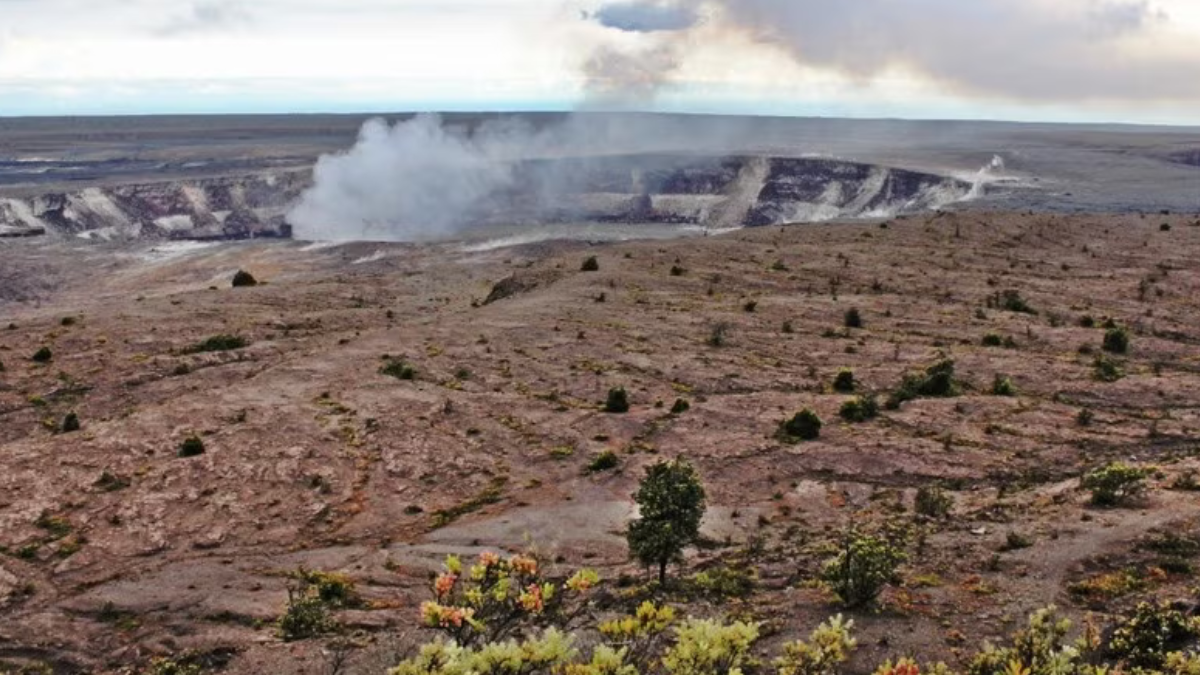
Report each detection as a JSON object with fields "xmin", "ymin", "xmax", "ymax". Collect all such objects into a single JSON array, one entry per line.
[
  {"xmin": 589, "ymin": 2, "xmax": 699, "ymax": 32},
  {"xmin": 157, "ymin": 0, "xmax": 252, "ymax": 36},
  {"xmin": 584, "ymin": 0, "xmax": 1200, "ymax": 103}
]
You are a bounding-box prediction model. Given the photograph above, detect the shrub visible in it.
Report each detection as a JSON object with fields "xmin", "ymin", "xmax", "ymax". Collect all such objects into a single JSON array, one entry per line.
[
  {"xmin": 1107, "ymin": 602, "xmax": 1200, "ymax": 669},
  {"xmin": 887, "ymin": 359, "xmax": 959, "ymax": 409},
  {"xmin": 981, "ymin": 333, "xmax": 1003, "ymax": 347},
  {"xmin": 1077, "ymin": 408, "xmax": 1095, "ymax": 427},
  {"xmin": 1082, "ymin": 462, "xmax": 1152, "ymax": 506},
  {"xmin": 380, "ymin": 358, "xmax": 417, "ymax": 380},
  {"xmin": 179, "ymin": 436, "xmax": 206, "ymax": 458},
  {"xmin": 775, "ymin": 615, "xmax": 857, "ymax": 675},
  {"xmin": 839, "ymin": 395, "xmax": 879, "ymax": 424},
  {"xmin": 61, "ymin": 316, "xmax": 77, "ymax": 327},
  {"xmin": 604, "ymin": 387, "xmax": 630, "ymax": 413},
  {"xmin": 832, "ymin": 369, "xmax": 856, "ymax": 393},
  {"xmin": 293, "ymin": 569, "xmax": 359, "ymax": 608},
  {"xmin": 914, "ymin": 485, "xmax": 952, "ymax": 518},
  {"xmin": 1103, "ymin": 326, "xmax": 1130, "ymax": 354},
  {"xmin": 147, "ymin": 658, "xmax": 204, "ymax": 675},
  {"xmin": 670, "ymin": 399, "xmax": 691, "ymax": 415},
  {"xmin": 967, "ymin": 607, "xmax": 1076, "ymax": 675},
  {"xmin": 32, "ymin": 347, "xmax": 53, "ymax": 363},
  {"xmin": 991, "ymin": 290, "xmax": 1037, "ymax": 314},
  {"xmin": 627, "ymin": 458, "xmax": 707, "ymax": 584},
  {"xmin": 690, "ymin": 564, "xmax": 758, "ymax": 600},
  {"xmin": 588, "ymin": 451, "xmax": 620, "ymax": 473},
  {"xmin": 61, "ymin": 413, "xmax": 81, "ymax": 433},
  {"xmin": 991, "ymin": 374, "xmax": 1017, "ymax": 397},
  {"xmin": 779, "ymin": 409, "xmax": 823, "ymax": 442},
  {"xmin": 1079, "ymin": 315, "xmax": 1097, "ymax": 328},
  {"xmin": 1093, "ymin": 355, "xmax": 1124, "ymax": 382},
  {"xmin": 581, "ymin": 256, "xmax": 600, "ymax": 272},
  {"xmin": 1000, "ymin": 531, "xmax": 1034, "ymax": 551},
  {"xmin": 231, "ymin": 270, "xmax": 259, "ymax": 287},
  {"xmin": 743, "ymin": 300, "xmax": 758, "ymax": 313},
  {"xmin": 184, "ymin": 335, "xmax": 248, "ymax": 354},
  {"xmin": 707, "ymin": 322, "xmax": 730, "ymax": 347},
  {"xmin": 278, "ymin": 588, "xmax": 336, "ymax": 642},
  {"xmin": 782, "ymin": 321, "xmax": 795, "ymax": 334},
  {"xmin": 670, "ymin": 265, "xmax": 686, "ymax": 277},
  {"xmin": 821, "ymin": 530, "xmax": 906, "ymax": 608},
  {"xmin": 844, "ymin": 308, "xmax": 863, "ymax": 329}
]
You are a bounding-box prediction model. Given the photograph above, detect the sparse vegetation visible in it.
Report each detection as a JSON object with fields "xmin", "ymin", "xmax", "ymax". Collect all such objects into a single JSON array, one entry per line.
[
  {"xmin": 179, "ymin": 436, "xmax": 206, "ymax": 458},
  {"xmin": 1103, "ymin": 326, "xmax": 1131, "ymax": 354},
  {"xmin": 231, "ymin": 270, "xmax": 259, "ymax": 287},
  {"xmin": 839, "ymin": 395, "xmax": 879, "ymax": 423},
  {"xmin": 886, "ymin": 358, "xmax": 960, "ymax": 409},
  {"xmin": 778, "ymin": 409, "xmax": 823, "ymax": 442},
  {"xmin": 581, "ymin": 256, "xmax": 600, "ymax": 272},
  {"xmin": 60, "ymin": 412, "xmax": 80, "ymax": 433},
  {"xmin": 707, "ymin": 322, "xmax": 730, "ymax": 347},
  {"xmin": 1082, "ymin": 462, "xmax": 1152, "ymax": 506},
  {"xmin": 989, "ymin": 289, "xmax": 1037, "ymax": 314},
  {"xmin": 380, "ymin": 357, "xmax": 417, "ymax": 380},
  {"xmin": 183, "ymin": 334, "xmax": 249, "ymax": 354},
  {"xmin": 832, "ymin": 368, "xmax": 856, "ymax": 393},
  {"xmin": 670, "ymin": 398, "xmax": 690, "ymax": 415},
  {"xmin": 822, "ymin": 529, "xmax": 906, "ymax": 608},
  {"xmin": 914, "ymin": 485, "xmax": 952, "ymax": 518},
  {"xmin": 588, "ymin": 451, "xmax": 620, "ymax": 473},
  {"xmin": 604, "ymin": 387, "xmax": 630, "ymax": 413},
  {"xmin": 31, "ymin": 346, "xmax": 53, "ymax": 363},
  {"xmin": 843, "ymin": 308, "xmax": 863, "ymax": 329},
  {"xmin": 991, "ymin": 374, "xmax": 1017, "ymax": 396},
  {"xmin": 1093, "ymin": 354, "xmax": 1125, "ymax": 382}
]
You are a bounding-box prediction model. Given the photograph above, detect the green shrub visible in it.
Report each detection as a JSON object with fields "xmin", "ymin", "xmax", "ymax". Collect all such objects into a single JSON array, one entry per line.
[
  {"xmin": 581, "ymin": 256, "xmax": 600, "ymax": 272},
  {"xmin": 782, "ymin": 321, "xmax": 795, "ymax": 334},
  {"xmin": 670, "ymin": 265, "xmax": 686, "ymax": 277},
  {"xmin": 1079, "ymin": 315, "xmax": 1097, "ymax": 328},
  {"xmin": 839, "ymin": 395, "xmax": 879, "ymax": 423},
  {"xmin": 278, "ymin": 588, "xmax": 336, "ymax": 642},
  {"xmin": 982, "ymin": 333, "xmax": 1003, "ymax": 347},
  {"xmin": 604, "ymin": 387, "xmax": 630, "ymax": 413},
  {"xmin": 179, "ymin": 436, "xmax": 206, "ymax": 458},
  {"xmin": 914, "ymin": 485, "xmax": 952, "ymax": 518},
  {"xmin": 1107, "ymin": 602, "xmax": 1200, "ymax": 669},
  {"xmin": 1093, "ymin": 355, "xmax": 1124, "ymax": 382},
  {"xmin": 31, "ymin": 347, "xmax": 53, "ymax": 363},
  {"xmin": 147, "ymin": 658, "xmax": 204, "ymax": 675},
  {"xmin": 991, "ymin": 374, "xmax": 1017, "ymax": 397},
  {"xmin": 821, "ymin": 531, "xmax": 906, "ymax": 608},
  {"xmin": 61, "ymin": 316, "xmax": 77, "ymax": 327},
  {"xmin": 588, "ymin": 451, "xmax": 620, "ymax": 473},
  {"xmin": 1103, "ymin": 326, "xmax": 1130, "ymax": 354},
  {"xmin": 1077, "ymin": 408, "xmax": 1095, "ymax": 427},
  {"xmin": 184, "ymin": 334, "xmax": 248, "ymax": 354},
  {"xmin": 844, "ymin": 308, "xmax": 863, "ymax": 329},
  {"xmin": 707, "ymin": 322, "xmax": 729, "ymax": 347},
  {"xmin": 991, "ymin": 290, "xmax": 1037, "ymax": 314},
  {"xmin": 832, "ymin": 369, "xmax": 856, "ymax": 393},
  {"xmin": 690, "ymin": 564, "xmax": 757, "ymax": 599},
  {"xmin": 887, "ymin": 359, "xmax": 959, "ymax": 409},
  {"xmin": 1082, "ymin": 462, "xmax": 1152, "ymax": 506},
  {"xmin": 779, "ymin": 409, "xmax": 822, "ymax": 442},
  {"xmin": 743, "ymin": 300, "xmax": 758, "ymax": 313},
  {"xmin": 293, "ymin": 569, "xmax": 359, "ymax": 608},
  {"xmin": 380, "ymin": 358, "xmax": 416, "ymax": 380},
  {"xmin": 61, "ymin": 412, "xmax": 81, "ymax": 433},
  {"xmin": 670, "ymin": 399, "xmax": 691, "ymax": 415}
]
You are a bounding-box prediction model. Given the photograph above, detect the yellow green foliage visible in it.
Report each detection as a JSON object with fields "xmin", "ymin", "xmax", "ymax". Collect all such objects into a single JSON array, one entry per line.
[{"xmin": 775, "ymin": 615, "xmax": 857, "ymax": 675}]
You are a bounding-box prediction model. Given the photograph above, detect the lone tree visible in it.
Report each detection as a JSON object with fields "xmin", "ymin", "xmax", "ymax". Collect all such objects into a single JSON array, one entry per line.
[{"xmin": 627, "ymin": 458, "xmax": 707, "ymax": 585}]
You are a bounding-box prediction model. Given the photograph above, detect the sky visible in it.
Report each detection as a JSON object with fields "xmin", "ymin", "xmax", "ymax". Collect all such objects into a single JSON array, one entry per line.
[{"xmin": 0, "ymin": 0, "xmax": 1199, "ymax": 124}]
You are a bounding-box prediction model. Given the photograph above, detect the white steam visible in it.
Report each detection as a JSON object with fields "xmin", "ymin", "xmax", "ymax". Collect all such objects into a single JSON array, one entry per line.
[{"xmin": 289, "ymin": 115, "xmax": 524, "ymax": 242}]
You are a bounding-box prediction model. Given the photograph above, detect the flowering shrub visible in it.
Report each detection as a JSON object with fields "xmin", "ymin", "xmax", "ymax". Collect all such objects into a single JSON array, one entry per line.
[{"xmin": 419, "ymin": 551, "xmax": 600, "ymax": 647}]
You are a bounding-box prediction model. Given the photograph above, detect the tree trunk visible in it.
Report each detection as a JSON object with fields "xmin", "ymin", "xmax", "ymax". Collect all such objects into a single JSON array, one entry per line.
[{"xmin": 658, "ymin": 559, "xmax": 667, "ymax": 585}]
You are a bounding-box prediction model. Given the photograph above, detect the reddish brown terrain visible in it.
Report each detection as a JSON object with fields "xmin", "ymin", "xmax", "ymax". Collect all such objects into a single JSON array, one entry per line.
[{"xmin": 3, "ymin": 211, "xmax": 1200, "ymax": 673}]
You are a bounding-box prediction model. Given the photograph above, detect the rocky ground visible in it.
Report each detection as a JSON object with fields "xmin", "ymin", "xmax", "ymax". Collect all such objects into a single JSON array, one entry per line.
[{"xmin": 3, "ymin": 211, "xmax": 1200, "ymax": 674}]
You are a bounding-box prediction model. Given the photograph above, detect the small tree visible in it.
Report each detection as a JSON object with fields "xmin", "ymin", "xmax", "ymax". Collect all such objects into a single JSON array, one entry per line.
[{"xmin": 627, "ymin": 459, "xmax": 707, "ymax": 584}]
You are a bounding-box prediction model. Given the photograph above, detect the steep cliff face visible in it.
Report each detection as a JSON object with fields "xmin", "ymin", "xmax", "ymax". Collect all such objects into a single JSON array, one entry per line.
[
  {"xmin": 0, "ymin": 171, "xmax": 307, "ymax": 239},
  {"xmin": 0, "ymin": 156, "xmax": 973, "ymax": 241}
]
